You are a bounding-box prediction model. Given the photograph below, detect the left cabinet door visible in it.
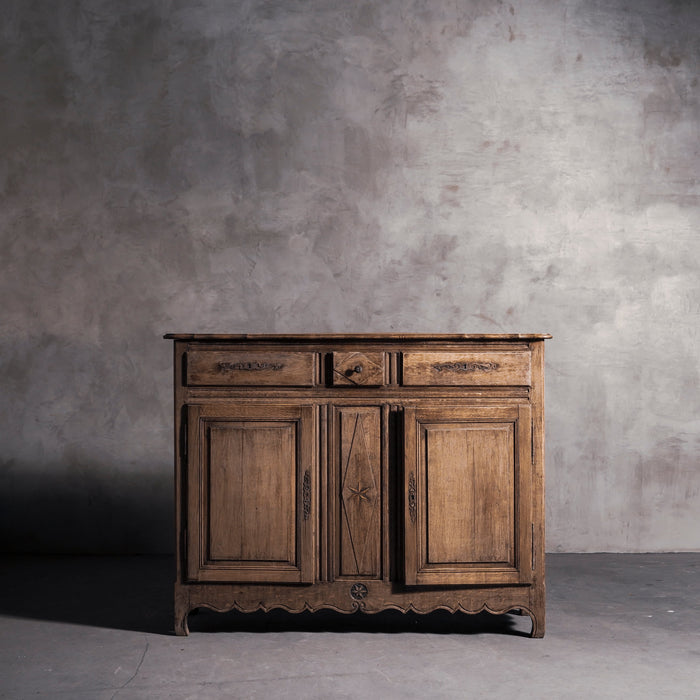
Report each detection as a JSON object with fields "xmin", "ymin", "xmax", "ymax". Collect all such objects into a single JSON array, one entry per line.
[{"xmin": 186, "ymin": 403, "xmax": 316, "ymax": 583}]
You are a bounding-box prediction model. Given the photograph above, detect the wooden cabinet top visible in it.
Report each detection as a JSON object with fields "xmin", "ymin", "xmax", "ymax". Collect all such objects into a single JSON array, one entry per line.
[{"xmin": 164, "ymin": 333, "xmax": 552, "ymax": 342}]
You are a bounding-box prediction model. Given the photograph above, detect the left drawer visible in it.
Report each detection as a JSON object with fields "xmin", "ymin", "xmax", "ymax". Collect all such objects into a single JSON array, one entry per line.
[{"xmin": 186, "ymin": 350, "xmax": 317, "ymax": 386}]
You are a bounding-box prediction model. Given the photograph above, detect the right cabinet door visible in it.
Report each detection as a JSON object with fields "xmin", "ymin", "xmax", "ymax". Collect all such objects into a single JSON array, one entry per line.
[{"xmin": 403, "ymin": 405, "xmax": 533, "ymax": 586}]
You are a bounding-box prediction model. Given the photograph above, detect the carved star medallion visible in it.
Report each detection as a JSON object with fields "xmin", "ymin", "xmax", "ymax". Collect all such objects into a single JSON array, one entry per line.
[
  {"xmin": 350, "ymin": 583, "xmax": 368, "ymax": 601},
  {"xmin": 347, "ymin": 482, "xmax": 371, "ymax": 503}
]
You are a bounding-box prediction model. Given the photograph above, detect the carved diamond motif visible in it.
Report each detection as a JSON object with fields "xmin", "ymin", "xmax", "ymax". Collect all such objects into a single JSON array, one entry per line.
[
  {"xmin": 341, "ymin": 413, "xmax": 379, "ymax": 575},
  {"xmin": 333, "ymin": 352, "xmax": 384, "ymax": 386}
]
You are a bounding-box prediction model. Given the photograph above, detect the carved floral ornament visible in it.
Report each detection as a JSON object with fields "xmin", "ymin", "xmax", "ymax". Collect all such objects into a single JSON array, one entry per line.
[
  {"xmin": 302, "ymin": 470, "xmax": 311, "ymax": 520},
  {"xmin": 408, "ymin": 472, "xmax": 417, "ymax": 523},
  {"xmin": 218, "ymin": 361, "xmax": 285, "ymax": 372},
  {"xmin": 350, "ymin": 583, "xmax": 368, "ymax": 601},
  {"xmin": 433, "ymin": 361, "xmax": 500, "ymax": 373}
]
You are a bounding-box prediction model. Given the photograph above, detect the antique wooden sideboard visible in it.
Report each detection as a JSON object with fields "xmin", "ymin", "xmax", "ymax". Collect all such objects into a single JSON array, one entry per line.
[{"xmin": 165, "ymin": 333, "xmax": 550, "ymax": 637}]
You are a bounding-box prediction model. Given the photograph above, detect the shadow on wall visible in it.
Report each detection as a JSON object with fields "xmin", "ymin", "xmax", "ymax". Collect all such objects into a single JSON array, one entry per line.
[{"xmin": 0, "ymin": 470, "xmax": 172, "ymax": 554}]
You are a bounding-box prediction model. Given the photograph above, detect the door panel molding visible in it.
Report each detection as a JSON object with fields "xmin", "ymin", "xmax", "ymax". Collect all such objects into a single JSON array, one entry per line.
[
  {"xmin": 186, "ymin": 403, "xmax": 315, "ymax": 583},
  {"xmin": 404, "ymin": 405, "xmax": 532, "ymax": 586}
]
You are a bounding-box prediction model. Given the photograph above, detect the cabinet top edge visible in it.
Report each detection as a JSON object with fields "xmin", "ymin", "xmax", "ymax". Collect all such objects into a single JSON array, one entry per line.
[{"xmin": 164, "ymin": 333, "xmax": 552, "ymax": 341}]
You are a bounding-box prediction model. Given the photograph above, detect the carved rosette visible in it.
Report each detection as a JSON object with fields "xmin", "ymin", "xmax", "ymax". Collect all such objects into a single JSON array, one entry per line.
[{"xmin": 349, "ymin": 583, "xmax": 368, "ymax": 601}]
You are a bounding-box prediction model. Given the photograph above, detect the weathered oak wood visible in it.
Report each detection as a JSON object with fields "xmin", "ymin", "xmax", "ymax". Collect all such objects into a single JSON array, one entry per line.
[
  {"xmin": 404, "ymin": 405, "xmax": 532, "ymax": 586},
  {"xmin": 332, "ymin": 352, "xmax": 386, "ymax": 386},
  {"xmin": 186, "ymin": 403, "xmax": 315, "ymax": 584},
  {"xmin": 402, "ymin": 350, "xmax": 532, "ymax": 386},
  {"xmin": 165, "ymin": 333, "xmax": 552, "ymax": 341},
  {"xmin": 333, "ymin": 406, "xmax": 383, "ymax": 578},
  {"xmin": 168, "ymin": 334, "xmax": 549, "ymax": 637},
  {"xmin": 187, "ymin": 350, "xmax": 317, "ymax": 386}
]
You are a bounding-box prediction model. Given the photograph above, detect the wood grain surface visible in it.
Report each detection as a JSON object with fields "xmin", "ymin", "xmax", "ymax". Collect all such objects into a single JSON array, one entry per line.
[{"xmin": 170, "ymin": 334, "xmax": 548, "ymax": 637}]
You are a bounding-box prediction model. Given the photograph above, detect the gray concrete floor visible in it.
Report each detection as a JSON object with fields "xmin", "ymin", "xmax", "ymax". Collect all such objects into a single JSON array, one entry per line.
[{"xmin": 0, "ymin": 554, "xmax": 698, "ymax": 699}]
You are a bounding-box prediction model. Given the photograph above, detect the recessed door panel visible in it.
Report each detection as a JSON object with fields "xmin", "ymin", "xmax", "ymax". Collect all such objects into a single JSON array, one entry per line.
[
  {"xmin": 208, "ymin": 422, "xmax": 295, "ymax": 563},
  {"xmin": 404, "ymin": 405, "xmax": 532, "ymax": 586},
  {"xmin": 425, "ymin": 423, "xmax": 514, "ymax": 565},
  {"xmin": 332, "ymin": 406, "xmax": 384, "ymax": 579}
]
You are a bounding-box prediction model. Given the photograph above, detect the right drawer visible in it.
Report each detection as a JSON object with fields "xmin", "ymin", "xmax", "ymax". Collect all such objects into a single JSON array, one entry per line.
[{"xmin": 401, "ymin": 350, "xmax": 531, "ymax": 386}]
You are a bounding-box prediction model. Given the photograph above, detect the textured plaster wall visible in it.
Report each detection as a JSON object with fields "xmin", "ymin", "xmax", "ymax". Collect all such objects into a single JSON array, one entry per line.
[{"xmin": 1, "ymin": 0, "xmax": 698, "ymax": 553}]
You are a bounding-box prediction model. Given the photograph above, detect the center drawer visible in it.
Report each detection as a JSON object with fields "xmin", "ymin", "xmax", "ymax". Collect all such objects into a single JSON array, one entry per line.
[
  {"xmin": 186, "ymin": 350, "xmax": 317, "ymax": 386},
  {"xmin": 331, "ymin": 351, "xmax": 386, "ymax": 386},
  {"xmin": 401, "ymin": 350, "xmax": 531, "ymax": 386}
]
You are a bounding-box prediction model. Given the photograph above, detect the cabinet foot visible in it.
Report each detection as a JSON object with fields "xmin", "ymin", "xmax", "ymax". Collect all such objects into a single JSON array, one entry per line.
[
  {"xmin": 174, "ymin": 609, "xmax": 190, "ymax": 636},
  {"xmin": 174, "ymin": 588, "xmax": 190, "ymax": 636},
  {"xmin": 526, "ymin": 608, "xmax": 545, "ymax": 638}
]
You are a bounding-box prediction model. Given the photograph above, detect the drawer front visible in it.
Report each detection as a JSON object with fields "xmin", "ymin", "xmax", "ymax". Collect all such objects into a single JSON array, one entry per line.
[
  {"xmin": 332, "ymin": 352, "xmax": 386, "ymax": 386},
  {"xmin": 186, "ymin": 350, "xmax": 317, "ymax": 386},
  {"xmin": 402, "ymin": 351, "xmax": 531, "ymax": 386}
]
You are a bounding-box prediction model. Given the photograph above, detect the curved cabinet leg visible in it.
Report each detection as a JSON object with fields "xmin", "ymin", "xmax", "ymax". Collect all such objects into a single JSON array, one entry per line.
[
  {"xmin": 174, "ymin": 586, "xmax": 190, "ymax": 636},
  {"xmin": 527, "ymin": 607, "xmax": 545, "ymax": 638},
  {"xmin": 174, "ymin": 606, "xmax": 190, "ymax": 636}
]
